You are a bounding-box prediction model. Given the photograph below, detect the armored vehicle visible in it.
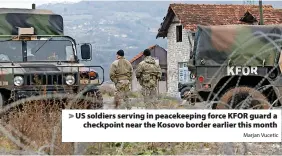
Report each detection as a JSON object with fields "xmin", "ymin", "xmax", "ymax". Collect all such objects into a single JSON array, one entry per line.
[
  {"xmin": 187, "ymin": 24, "xmax": 282, "ymax": 109},
  {"xmin": 0, "ymin": 7, "xmax": 104, "ymax": 109}
]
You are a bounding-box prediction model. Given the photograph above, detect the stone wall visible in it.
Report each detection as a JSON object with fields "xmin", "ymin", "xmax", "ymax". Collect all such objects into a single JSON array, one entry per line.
[{"xmin": 166, "ymin": 16, "xmax": 194, "ymax": 97}]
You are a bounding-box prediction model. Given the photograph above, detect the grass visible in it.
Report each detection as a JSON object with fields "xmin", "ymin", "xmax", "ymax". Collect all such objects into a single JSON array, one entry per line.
[
  {"xmin": 1, "ymin": 83, "xmax": 272, "ymax": 155},
  {"xmin": 0, "ymin": 135, "xmax": 17, "ymax": 150},
  {"xmin": 0, "ymin": 100, "xmax": 75, "ymax": 155},
  {"xmin": 99, "ymin": 84, "xmax": 115, "ymax": 97},
  {"xmin": 0, "ymin": 86, "xmax": 201, "ymax": 155},
  {"xmin": 85, "ymin": 142, "xmax": 215, "ymax": 155},
  {"xmin": 0, "ymin": 97, "xmax": 276, "ymax": 155}
]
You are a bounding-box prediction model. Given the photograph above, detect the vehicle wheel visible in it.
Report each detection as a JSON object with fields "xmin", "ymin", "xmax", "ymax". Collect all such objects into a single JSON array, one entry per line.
[
  {"xmin": 216, "ymin": 86, "xmax": 271, "ymax": 109},
  {"xmin": 180, "ymin": 87, "xmax": 191, "ymax": 99}
]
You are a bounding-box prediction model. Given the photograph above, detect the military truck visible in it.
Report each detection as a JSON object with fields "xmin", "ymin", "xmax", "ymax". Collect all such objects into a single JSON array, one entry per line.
[
  {"xmin": 187, "ymin": 24, "xmax": 282, "ymax": 109},
  {"xmin": 0, "ymin": 7, "xmax": 104, "ymax": 109}
]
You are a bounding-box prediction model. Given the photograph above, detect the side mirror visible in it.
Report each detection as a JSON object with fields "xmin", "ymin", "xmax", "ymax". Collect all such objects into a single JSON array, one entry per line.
[{"xmin": 81, "ymin": 43, "xmax": 92, "ymax": 60}]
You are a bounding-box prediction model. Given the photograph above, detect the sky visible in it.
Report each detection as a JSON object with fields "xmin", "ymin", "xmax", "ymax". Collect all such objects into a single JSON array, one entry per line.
[
  {"xmin": 0, "ymin": 0, "xmax": 281, "ymax": 9},
  {"xmin": 0, "ymin": 0, "xmax": 82, "ymax": 9}
]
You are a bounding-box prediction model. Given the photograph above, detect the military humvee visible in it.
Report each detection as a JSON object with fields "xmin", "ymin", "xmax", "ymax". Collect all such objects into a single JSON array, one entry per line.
[
  {"xmin": 0, "ymin": 7, "xmax": 104, "ymax": 109},
  {"xmin": 187, "ymin": 24, "xmax": 282, "ymax": 109}
]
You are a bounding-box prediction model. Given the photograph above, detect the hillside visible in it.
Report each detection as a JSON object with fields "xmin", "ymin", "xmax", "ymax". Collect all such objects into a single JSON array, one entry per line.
[
  {"xmin": 38, "ymin": 1, "xmax": 171, "ymax": 81},
  {"xmin": 38, "ymin": 0, "xmax": 282, "ymax": 81}
]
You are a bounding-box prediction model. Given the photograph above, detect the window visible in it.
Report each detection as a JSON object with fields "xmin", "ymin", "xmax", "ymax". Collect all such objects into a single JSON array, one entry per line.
[
  {"xmin": 0, "ymin": 41, "xmax": 22, "ymax": 62},
  {"xmin": 176, "ymin": 25, "xmax": 182, "ymax": 42},
  {"xmin": 66, "ymin": 46, "xmax": 75, "ymax": 61},
  {"xmin": 160, "ymin": 72, "xmax": 167, "ymax": 81},
  {"xmin": 26, "ymin": 40, "xmax": 74, "ymax": 61}
]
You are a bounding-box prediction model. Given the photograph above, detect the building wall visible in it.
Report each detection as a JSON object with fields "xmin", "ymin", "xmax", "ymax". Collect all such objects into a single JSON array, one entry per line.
[{"xmin": 166, "ymin": 16, "xmax": 194, "ymax": 97}]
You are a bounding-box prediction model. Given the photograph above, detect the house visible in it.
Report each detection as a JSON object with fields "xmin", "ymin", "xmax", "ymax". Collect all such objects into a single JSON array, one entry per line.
[
  {"xmin": 156, "ymin": 3, "xmax": 282, "ymax": 98},
  {"xmin": 130, "ymin": 45, "xmax": 167, "ymax": 94}
]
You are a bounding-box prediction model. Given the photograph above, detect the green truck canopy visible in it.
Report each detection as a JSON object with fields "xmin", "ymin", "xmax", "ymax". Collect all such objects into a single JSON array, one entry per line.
[
  {"xmin": 194, "ymin": 25, "xmax": 282, "ymax": 66},
  {"xmin": 0, "ymin": 8, "xmax": 63, "ymax": 35}
]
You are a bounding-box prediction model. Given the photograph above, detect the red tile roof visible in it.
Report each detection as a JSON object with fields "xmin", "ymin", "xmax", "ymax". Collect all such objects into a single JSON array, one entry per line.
[
  {"xmin": 130, "ymin": 45, "xmax": 156, "ymax": 63},
  {"xmin": 157, "ymin": 4, "xmax": 282, "ymax": 38},
  {"xmin": 274, "ymin": 9, "xmax": 282, "ymax": 18}
]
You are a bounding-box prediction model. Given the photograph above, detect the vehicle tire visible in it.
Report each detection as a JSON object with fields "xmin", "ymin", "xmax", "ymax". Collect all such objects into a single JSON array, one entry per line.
[
  {"xmin": 215, "ymin": 86, "xmax": 271, "ymax": 109},
  {"xmin": 180, "ymin": 87, "xmax": 191, "ymax": 99}
]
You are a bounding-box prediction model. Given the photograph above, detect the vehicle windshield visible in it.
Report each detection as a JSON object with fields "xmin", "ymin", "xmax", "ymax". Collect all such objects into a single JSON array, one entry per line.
[
  {"xmin": 0, "ymin": 38, "xmax": 75, "ymax": 62},
  {"xmin": 26, "ymin": 40, "xmax": 75, "ymax": 61},
  {"xmin": 0, "ymin": 41, "xmax": 22, "ymax": 62}
]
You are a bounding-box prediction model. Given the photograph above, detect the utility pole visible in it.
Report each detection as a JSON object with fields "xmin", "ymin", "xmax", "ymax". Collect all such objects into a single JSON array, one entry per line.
[{"xmin": 259, "ymin": 0, "xmax": 264, "ymax": 25}]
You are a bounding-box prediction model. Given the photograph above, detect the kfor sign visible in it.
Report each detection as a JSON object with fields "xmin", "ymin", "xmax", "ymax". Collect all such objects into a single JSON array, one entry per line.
[{"xmin": 227, "ymin": 66, "xmax": 258, "ymax": 76}]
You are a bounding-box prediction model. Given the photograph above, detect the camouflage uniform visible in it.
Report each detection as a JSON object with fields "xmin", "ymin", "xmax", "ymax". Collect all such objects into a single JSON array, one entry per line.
[
  {"xmin": 135, "ymin": 56, "xmax": 162, "ymax": 108},
  {"xmin": 109, "ymin": 56, "xmax": 133, "ymax": 109}
]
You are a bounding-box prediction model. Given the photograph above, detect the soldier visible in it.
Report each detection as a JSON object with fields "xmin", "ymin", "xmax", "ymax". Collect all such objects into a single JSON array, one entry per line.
[
  {"xmin": 109, "ymin": 49, "xmax": 133, "ymax": 109},
  {"xmin": 135, "ymin": 49, "xmax": 162, "ymax": 109}
]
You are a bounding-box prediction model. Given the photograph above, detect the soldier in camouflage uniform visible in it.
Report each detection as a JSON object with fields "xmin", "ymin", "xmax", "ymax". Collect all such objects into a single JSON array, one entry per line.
[
  {"xmin": 135, "ymin": 49, "xmax": 162, "ymax": 109},
  {"xmin": 109, "ymin": 50, "xmax": 133, "ymax": 109}
]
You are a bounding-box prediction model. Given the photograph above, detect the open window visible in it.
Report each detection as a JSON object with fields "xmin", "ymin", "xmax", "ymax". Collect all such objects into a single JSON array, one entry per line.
[{"xmin": 176, "ymin": 25, "xmax": 182, "ymax": 42}]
